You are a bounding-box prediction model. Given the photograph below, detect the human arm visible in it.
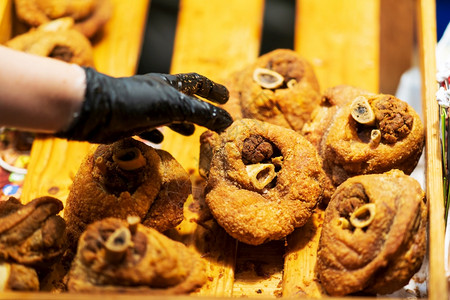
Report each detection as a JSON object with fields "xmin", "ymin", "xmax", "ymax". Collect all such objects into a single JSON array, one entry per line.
[
  {"xmin": 0, "ymin": 45, "xmax": 233, "ymax": 143},
  {"xmin": 0, "ymin": 45, "xmax": 85, "ymax": 133}
]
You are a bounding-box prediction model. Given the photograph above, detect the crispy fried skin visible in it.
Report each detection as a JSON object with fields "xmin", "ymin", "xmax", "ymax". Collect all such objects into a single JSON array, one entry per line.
[
  {"xmin": 205, "ymin": 119, "xmax": 326, "ymax": 245},
  {"xmin": 323, "ymin": 93, "xmax": 424, "ymax": 186},
  {"xmin": 64, "ymin": 138, "xmax": 191, "ymax": 247},
  {"xmin": 67, "ymin": 218, "xmax": 206, "ymax": 294},
  {"xmin": 0, "ymin": 196, "xmax": 67, "ymax": 269},
  {"xmin": 317, "ymin": 170, "xmax": 427, "ymax": 296},
  {"xmin": 6, "ymin": 18, "xmax": 94, "ymax": 66},
  {"xmin": 14, "ymin": 0, "xmax": 111, "ymax": 38},
  {"xmin": 223, "ymin": 49, "xmax": 321, "ymax": 131}
]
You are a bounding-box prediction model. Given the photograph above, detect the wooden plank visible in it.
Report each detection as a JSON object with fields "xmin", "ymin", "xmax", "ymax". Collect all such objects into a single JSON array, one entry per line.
[
  {"xmin": 162, "ymin": 0, "xmax": 265, "ymax": 297},
  {"xmin": 19, "ymin": 0, "xmax": 150, "ymax": 205},
  {"xmin": 282, "ymin": 210, "xmax": 326, "ymax": 297},
  {"xmin": 294, "ymin": 0, "xmax": 380, "ymax": 93},
  {"xmin": 416, "ymin": 0, "xmax": 447, "ymax": 299},
  {"xmin": 379, "ymin": 0, "xmax": 415, "ymax": 94}
]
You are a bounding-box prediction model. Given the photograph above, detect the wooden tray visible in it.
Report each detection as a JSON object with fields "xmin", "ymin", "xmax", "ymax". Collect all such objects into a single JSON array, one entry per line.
[{"xmin": 0, "ymin": 0, "xmax": 445, "ymax": 299}]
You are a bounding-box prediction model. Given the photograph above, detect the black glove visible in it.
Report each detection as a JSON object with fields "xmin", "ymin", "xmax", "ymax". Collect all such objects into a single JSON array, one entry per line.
[{"xmin": 56, "ymin": 67, "xmax": 233, "ymax": 144}]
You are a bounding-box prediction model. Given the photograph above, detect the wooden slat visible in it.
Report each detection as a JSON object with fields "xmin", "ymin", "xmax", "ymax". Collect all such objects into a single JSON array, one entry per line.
[
  {"xmin": 416, "ymin": 0, "xmax": 448, "ymax": 299},
  {"xmin": 20, "ymin": 0, "xmax": 150, "ymax": 205},
  {"xmin": 294, "ymin": 0, "xmax": 380, "ymax": 93},
  {"xmin": 162, "ymin": 0, "xmax": 265, "ymax": 297},
  {"xmin": 0, "ymin": 0, "xmax": 11, "ymax": 43}
]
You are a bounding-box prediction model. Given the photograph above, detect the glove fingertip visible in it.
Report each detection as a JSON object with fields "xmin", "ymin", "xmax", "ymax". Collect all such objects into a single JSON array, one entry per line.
[{"xmin": 138, "ymin": 129, "xmax": 164, "ymax": 144}]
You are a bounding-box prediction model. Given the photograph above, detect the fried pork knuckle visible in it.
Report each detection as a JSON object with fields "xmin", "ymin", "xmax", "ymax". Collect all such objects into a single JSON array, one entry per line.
[
  {"xmin": 0, "ymin": 196, "xmax": 66, "ymax": 269},
  {"xmin": 317, "ymin": 170, "xmax": 427, "ymax": 296}
]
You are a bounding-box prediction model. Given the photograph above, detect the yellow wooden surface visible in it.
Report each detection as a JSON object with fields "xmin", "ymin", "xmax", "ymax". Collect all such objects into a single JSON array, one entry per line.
[{"xmin": 416, "ymin": 0, "xmax": 447, "ymax": 299}]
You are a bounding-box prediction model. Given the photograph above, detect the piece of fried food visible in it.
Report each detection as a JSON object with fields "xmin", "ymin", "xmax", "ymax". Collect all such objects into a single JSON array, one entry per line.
[
  {"xmin": 317, "ymin": 170, "xmax": 427, "ymax": 296},
  {"xmin": 203, "ymin": 119, "xmax": 326, "ymax": 245},
  {"xmin": 303, "ymin": 85, "xmax": 424, "ymax": 189},
  {"xmin": 6, "ymin": 17, "xmax": 94, "ymax": 66},
  {"xmin": 67, "ymin": 217, "xmax": 206, "ymax": 294},
  {"xmin": 64, "ymin": 138, "xmax": 191, "ymax": 247},
  {"xmin": 0, "ymin": 196, "xmax": 67, "ymax": 270},
  {"xmin": 222, "ymin": 49, "xmax": 321, "ymax": 132},
  {"xmin": 302, "ymin": 85, "xmax": 370, "ymax": 149},
  {"xmin": 0, "ymin": 263, "xmax": 40, "ymax": 291},
  {"xmin": 14, "ymin": 0, "xmax": 111, "ymax": 38}
]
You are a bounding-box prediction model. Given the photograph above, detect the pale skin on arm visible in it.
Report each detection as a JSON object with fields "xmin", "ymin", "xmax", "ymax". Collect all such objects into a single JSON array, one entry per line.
[{"xmin": 0, "ymin": 45, "xmax": 86, "ymax": 133}]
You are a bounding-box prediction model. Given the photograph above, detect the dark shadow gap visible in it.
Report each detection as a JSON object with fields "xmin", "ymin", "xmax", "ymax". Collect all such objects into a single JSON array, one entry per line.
[{"xmin": 137, "ymin": 0, "xmax": 180, "ymax": 75}]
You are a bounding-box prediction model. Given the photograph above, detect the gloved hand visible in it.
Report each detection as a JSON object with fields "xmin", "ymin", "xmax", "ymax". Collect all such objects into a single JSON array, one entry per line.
[{"xmin": 56, "ymin": 67, "xmax": 233, "ymax": 144}]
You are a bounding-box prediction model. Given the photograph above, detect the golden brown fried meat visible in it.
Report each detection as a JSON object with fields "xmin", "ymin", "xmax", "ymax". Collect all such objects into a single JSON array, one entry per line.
[
  {"xmin": 6, "ymin": 18, "xmax": 94, "ymax": 66},
  {"xmin": 317, "ymin": 170, "xmax": 427, "ymax": 296},
  {"xmin": 323, "ymin": 92, "xmax": 424, "ymax": 187},
  {"xmin": 302, "ymin": 85, "xmax": 424, "ymax": 199},
  {"xmin": 67, "ymin": 217, "xmax": 206, "ymax": 294},
  {"xmin": 0, "ymin": 196, "xmax": 67, "ymax": 270},
  {"xmin": 14, "ymin": 0, "xmax": 111, "ymax": 38},
  {"xmin": 204, "ymin": 119, "xmax": 326, "ymax": 245},
  {"xmin": 64, "ymin": 138, "xmax": 191, "ymax": 247},
  {"xmin": 223, "ymin": 49, "xmax": 321, "ymax": 132}
]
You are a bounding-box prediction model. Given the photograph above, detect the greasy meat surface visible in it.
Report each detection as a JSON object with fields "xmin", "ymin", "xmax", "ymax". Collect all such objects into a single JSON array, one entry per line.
[
  {"xmin": 6, "ymin": 18, "xmax": 94, "ymax": 66},
  {"xmin": 14, "ymin": 0, "xmax": 111, "ymax": 38},
  {"xmin": 302, "ymin": 85, "xmax": 424, "ymax": 194},
  {"xmin": 0, "ymin": 263, "xmax": 40, "ymax": 291},
  {"xmin": 374, "ymin": 95, "xmax": 414, "ymax": 143},
  {"xmin": 222, "ymin": 49, "xmax": 321, "ymax": 132},
  {"xmin": 64, "ymin": 138, "xmax": 191, "ymax": 247},
  {"xmin": 0, "ymin": 196, "xmax": 66, "ymax": 269},
  {"xmin": 205, "ymin": 119, "xmax": 327, "ymax": 245},
  {"xmin": 67, "ymin": 217, "xmax": 206, "ymax": 294},
  {"xmin": 322, "ymin": 93, "xmax": 424, "ymax": 186},
  {"xmin": 317, "ymin": 170, "xmax": 427, "ymax": 296}
]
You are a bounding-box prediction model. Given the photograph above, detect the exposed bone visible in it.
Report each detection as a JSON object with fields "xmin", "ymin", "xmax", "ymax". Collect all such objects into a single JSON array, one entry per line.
[
  {"xmin": 287, "ymin": 79, "xmax": 297, "ymax": 89},
  {"xmin": 253, "ymin": 68, "xmax": 284, "ymax": 89},
  {"xmin": 127, "ymin": 215, "xmax": 141, "ymax": 234},
  {"xmin": 350, "ymin": 96, "xmax": 375, "ymax": 125},
  {"xmin": 336, "ymin": 217, "xmax": 350, "ymax": 230},
  {"xmin": 112, "ymin": 147, "xmax": 146, "ymax": 171},
  {"xmin": 104, "ymin": 227, "xmax": 132, "ymax": 264},
  {"xmin": 246, "ymin": 163, "xmax": 277, "ymax": 190},
  {"xmin": 370, "ymin": 129, "xmax": 382, "ymax": 146},
  {"xmin": 350, "ymin": 203, "xmax": 376, "ymax": 228}
]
